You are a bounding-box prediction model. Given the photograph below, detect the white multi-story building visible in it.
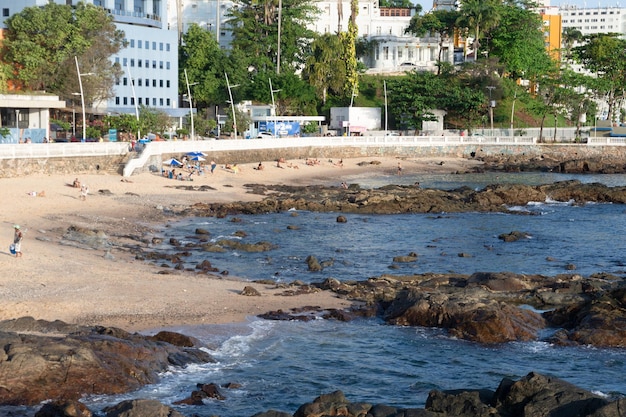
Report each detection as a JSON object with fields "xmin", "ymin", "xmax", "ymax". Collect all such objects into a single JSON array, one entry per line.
[
  {"xmin": 171, "ymin": 0, "xmax": 454, "ymax": 73},
  {"xmin": 560, "ymin": 5, "xmax": 626, "ymax": 37},
  {"xmin": 0, "ymin": 0, "xmax": 183, "ymax": 120},
  {"xmin": 170, "ymin": 0, "xmax": 234, "ymax": 48}
]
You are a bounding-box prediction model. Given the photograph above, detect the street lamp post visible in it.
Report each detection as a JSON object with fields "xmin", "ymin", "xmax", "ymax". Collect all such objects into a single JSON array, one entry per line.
[
  {"xmin": 384, "ymin": 80, "xmax": 388, "ymax": 135},
  {"xmin": 269, "ymin": 78, "xmax": 281, "ymax": 137},
  {"xmin": 487, "ymin": 85, "xmax": 495, "ymax": 135},
  {"xmin": 225, "ymin": 72, "xmax": 239, "ymax": 139},
  {"xmin": 75, "ymin": 56, "xmax": 95, "ymax": 141},
  {"xmin": 126, "ymin": 63, "xmax": 141, "ymax": 141},
  {"xmin": 184, "ymin": 69, "xmax": 198, "ymax": 140}
]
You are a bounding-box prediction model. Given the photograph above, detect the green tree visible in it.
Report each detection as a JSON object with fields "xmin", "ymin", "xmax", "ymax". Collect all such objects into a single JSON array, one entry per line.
[
  {"xmin": 572, "ymin": 34, "xmax": 626, "ymax": 123},
  {"xmin": 2, "ymin": 2, "xmax": 124, "ymax": 103},
  {"xmin": 562, "ymin": 27, "xmax": 583, "ymax": 67},
  {"xmin": 405, "ymin": 9, "xmax": 460, "ymax": 74},
  {"xmin": 179, "ymin": 24, "xmax": 230, "ymax": 110},
  {"xmin": 227, "ymin": 0, "xmax": 319, "ymax": 74},
  {"xmin": 386, "ymin": 71, "xmax": 445, "ymax": 133},
  {"xmin": 303, "ymin": 34, "xmax": 347, "ymax": 105},
  {"xmin": 489, "ymin": 1, "xmax": 552, "ymax": 80},
  {"xmin": 339, "ymin": 0, "xmax": 359, "ymax": 101},
  {"xmin": 457, "ymin": 0, "xmax": 501, "ymax": 61}
]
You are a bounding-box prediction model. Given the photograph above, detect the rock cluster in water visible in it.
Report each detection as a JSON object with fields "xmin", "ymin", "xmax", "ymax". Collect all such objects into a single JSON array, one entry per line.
[{"xmin": 181, "ymin": 180, "xmax": 626, "ymax": 217}]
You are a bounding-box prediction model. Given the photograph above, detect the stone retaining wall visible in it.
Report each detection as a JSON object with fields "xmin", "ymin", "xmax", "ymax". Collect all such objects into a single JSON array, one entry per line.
[{"xmin": 1, "ymin": 144, "xmax": 626, "ymax": 178}]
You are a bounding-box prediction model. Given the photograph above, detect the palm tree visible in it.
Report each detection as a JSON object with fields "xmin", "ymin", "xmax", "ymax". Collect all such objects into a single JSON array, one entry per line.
[{"xmin": 457, "ymin": 0, "xmax": 501, "ymax": 61}]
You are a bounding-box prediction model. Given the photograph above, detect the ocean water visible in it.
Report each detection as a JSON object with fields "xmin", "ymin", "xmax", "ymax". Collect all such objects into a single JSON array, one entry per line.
[{"xmin": 5, "ymin": 171, "xmax": 626, "ymax": 417}]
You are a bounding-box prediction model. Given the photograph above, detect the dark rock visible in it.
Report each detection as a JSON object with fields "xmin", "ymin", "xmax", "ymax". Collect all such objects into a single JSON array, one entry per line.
[
  {"xmin": 426, "ymin": 389, "xmax": 495, "ymax": 417},
  {"xmin": 148, "ymin": 331, "xmax": 197, "ymax": 347},
  {"xmin": 251, "ymin": 411, "xmax": 294, "ymax": 417},
  {"xmin": 336, "ymin": 215, "xmax": 347, "ymax": 223},
  {"xmin": 492, "ymin": 372, "xmax": 608, "ymax": 417},
  {"xmin": 35, "ymin": 400, "xmax": 93, "ymax": 417},
  {"xmin": 498, "ymin": 230, "xmax": 529, "ymax": 242},
  {"xmin": 294, "ymin": 390, "xmax": 349, "ymax": 417},
  {"xmin": 195, "ymin": 228, "xmax": 210, "ymax": 235},
  {"xmin": 103, "ymin": 399, "xmax": 185, "ymax": 417},
  {"xmin": 241, "ymin": 286, "xmax": 262, "ymax": 296},
  {"xmin": 0, "ymin": 318, "xmax": 213, "ymax": 406},
  {"xmin": 306, "ymin": 255, "xmax": 322, "ymax": 272}
]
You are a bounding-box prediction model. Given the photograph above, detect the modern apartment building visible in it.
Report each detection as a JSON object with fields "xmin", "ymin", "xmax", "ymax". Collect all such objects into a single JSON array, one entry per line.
[
  {"xmin": 0, "ymin": 0, "xmax": 183, "ymax": 118},
  {"xmin": 560, "ymin": 5, "xmax": 626, "ymax": 37}
]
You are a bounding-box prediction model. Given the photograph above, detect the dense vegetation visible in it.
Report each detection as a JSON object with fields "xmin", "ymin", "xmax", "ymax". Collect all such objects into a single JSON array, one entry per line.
[{"xmin": 2, "ymin": 0, "xmax": 624, "ymax": 139}]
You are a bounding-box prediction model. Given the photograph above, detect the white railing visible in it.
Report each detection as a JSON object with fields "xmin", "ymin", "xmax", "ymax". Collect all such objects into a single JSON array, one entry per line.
[
  {"xmin": 1, "ymin": 135, "xmax": 620, "ymax": 176},
  {"xmin": 0, "ymin": 142, "xmax": 129, "ymax": 159}
]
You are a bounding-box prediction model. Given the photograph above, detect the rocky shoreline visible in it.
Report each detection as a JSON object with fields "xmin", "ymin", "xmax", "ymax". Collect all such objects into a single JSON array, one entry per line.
[{"xmin": 3, "ymin": 170, "xmax": 626, "ymax": 416}]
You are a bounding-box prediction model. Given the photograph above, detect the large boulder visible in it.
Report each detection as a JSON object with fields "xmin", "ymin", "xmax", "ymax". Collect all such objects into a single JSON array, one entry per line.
[
  {"xmin": 0, "ymin": 317, "xmax": 214, "ymax": 406},
  {"xmin": 102, "ymin": 399, "xmax": 186, "ymax": 417},
  {"xmin": 382, "ymin": 288, "xmax": 545, "ymax": 344},
  {"xmin": 544, "ymin": 288, "xmax": 626, "ymax": 347},
  {"xmin": 492, "ymin": 372, "xmax": 608, "ymax": 417}
]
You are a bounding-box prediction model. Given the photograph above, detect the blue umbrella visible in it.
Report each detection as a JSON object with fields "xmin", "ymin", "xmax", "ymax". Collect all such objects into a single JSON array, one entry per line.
[
  {"xmin": 163, "ymin": 158, "xmax": 182, "ymax": 166},
  {"xmin": 187, "ymin": 151, "xmax": 207, "ymax": 157},
  {"xmin": 190, "ymin": 155, "xmax": 206, "ymax": 161}
]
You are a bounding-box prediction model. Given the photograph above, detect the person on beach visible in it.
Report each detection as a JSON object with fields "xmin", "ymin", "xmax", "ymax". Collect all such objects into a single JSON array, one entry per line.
[
  {"xmin": 397, "ymin": 162, "xmax": 402, "ymax": 175},
  {"xmin": 256, "ymin": 162, "xmax": 264, "ymax": 170},
  {"xmin": 72, "ymin": 178, "xmax": 81, "ymax": 188},
  {"xmin": 13, "ymin": 225, "xmax": 23, "ymax": 257},
  {"xmin": 210, "ymin": 161, "xmax": 217, "ymax": 174},
  {"xmin": 79, "ymin": 184, "xmax": 89, "ymax": 200}
]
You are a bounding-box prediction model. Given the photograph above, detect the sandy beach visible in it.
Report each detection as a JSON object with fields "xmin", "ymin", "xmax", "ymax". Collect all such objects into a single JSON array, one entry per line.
[{"xmin": 0, "ymin": 154, "xmax": 481, "ymax": 332}]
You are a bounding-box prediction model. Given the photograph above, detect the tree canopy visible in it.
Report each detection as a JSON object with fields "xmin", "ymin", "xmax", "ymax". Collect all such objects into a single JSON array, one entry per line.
[{"xmin": 2, "ymin": 2, "xmax": 124, "ymax": 104}]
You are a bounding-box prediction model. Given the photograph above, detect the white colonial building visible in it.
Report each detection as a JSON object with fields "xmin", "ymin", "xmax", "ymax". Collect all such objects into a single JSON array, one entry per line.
[
  {"xmin": 171, "ymin": 0, "xmax": 454, "ymax": 74},
  {"xmin": 0, "ymin": 0, "xmax": 184, "ymax": 120}
]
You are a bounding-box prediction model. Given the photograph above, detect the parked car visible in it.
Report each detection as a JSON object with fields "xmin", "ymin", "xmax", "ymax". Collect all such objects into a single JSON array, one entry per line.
[{"xmin": 257, "ymin": 132, "xmax": 275, "ymax": 139}]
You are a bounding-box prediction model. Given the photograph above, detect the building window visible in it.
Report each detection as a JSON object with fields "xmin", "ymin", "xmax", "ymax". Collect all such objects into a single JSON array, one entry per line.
[
  {"xmin": 123, "ymin": 58, "xmax": 127, "ymax": 66},
  {"xmin": 123, "ymin": 97, "xmax": 128, "ymax": 105},
  {"xmin": 166, "ymin": 98, "xmax": 171, "ymax": 106},
  {"xmin": 152, "ymin": 60, "xmax": 157, "ymax": 69},
  {"xmin": 166, "ymin": 43, "xmax": 170, "ymax": 52},
  {"xmin": 398, "ymin": 48, "xmax": 403, "ymax": 59},
  {"xmin": 159, "ymin": 80, "xmax": 163, "ymax": 87},
  {"xmin": 145, "ymin": 59, "xmax": 149, "ymax": 67},
  {"xmin": 138, "ymin": 60, "xmax": 142, "ymax": 68},
  {"xmin": 152, "ymin": 98, "xmax": 156, "ymax": 106},
  {"xmin": 159, "ymin": 61, "xmax": 163, "ymax": 69},
  {"xmin": 160, "ymin": 98, "xmax": 164, "ymax": 106},
  {"xmin": 152, "ymin": 79, "xmax": 156, "ymax": 87},
  {"xmin": 123, "ymin": 77, "xmax": 127, "ymax": 86},
  {"xmin": 138, "ymin": 79, "xmax": 142, "ymax": 86},
  {"xmin": 166, "ymin": 62, "xmax": 170, "ymax": 70},
  {"xmin": 2, "ymin": 8, "xmax": 9, "ymax": 17},
  {"xmin": 131, "ymin": 97, "xmax": 135, "ymax": 105},
  {"xmin": 130, "ymin": 58, "xmax": 135, "ymax": 67},
  {"xmin": 383, "ymin": 46, "xmax": 389, "ymax": 60},
  {"xmin": 166, "ymin": 80, "xmax": 170, "ymax": 88},
  {"xmin": 138, "ymin": 98, "xmax": 142, "ymax": 105},
  {"xmin": 138, "ymin": 40, "xmax": 142, "ymax": 48},
  {"xmin": 159, "ymin": 42, "xmax": 163, "ymax": 51},
  {"xmin": 130, "ymin": 39, "xmax": 134, "ymax": 47},
  {"xmin": 115, "ymin": 97, "xmax": 120, "ymax": 105},
  {"xmin": 152, "ymin": 41, "xmax": 156, "ymax": 49}
]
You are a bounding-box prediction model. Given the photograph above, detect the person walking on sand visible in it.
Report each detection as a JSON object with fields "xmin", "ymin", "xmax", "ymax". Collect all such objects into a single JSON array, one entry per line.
[
  {"xmin": 210, "ymin": 160, "xmax": 217, "ymax": 174},
  {"xmin": 79, "ymin": 184, "xmax": 89, "ymax": 200},
  {"xmin": 13, "ymin": 225, "xmax": 23, "ymax": 258},
  {"xmin": 397, "ymin": 162, "xmax": 402, "ymax": 176}
]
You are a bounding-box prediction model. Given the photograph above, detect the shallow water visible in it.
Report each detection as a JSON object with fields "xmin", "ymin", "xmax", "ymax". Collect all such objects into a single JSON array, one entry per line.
[{"xmin": 4, "ymin": 171, "xmax": 626, "ymax": 417}]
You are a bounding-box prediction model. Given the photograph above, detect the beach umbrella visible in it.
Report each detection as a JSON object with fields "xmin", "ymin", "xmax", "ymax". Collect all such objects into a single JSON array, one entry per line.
[
  {"xmin": 163, "ymin": 158, "xmax": 182, "ymax": 166},
  {"xmin": 190, "ymin": 156, "xmax": 206, "ymax": 162},
  {"xmin": 187, "ymin": 151, "xmax": 207, "ymax": 157}
]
